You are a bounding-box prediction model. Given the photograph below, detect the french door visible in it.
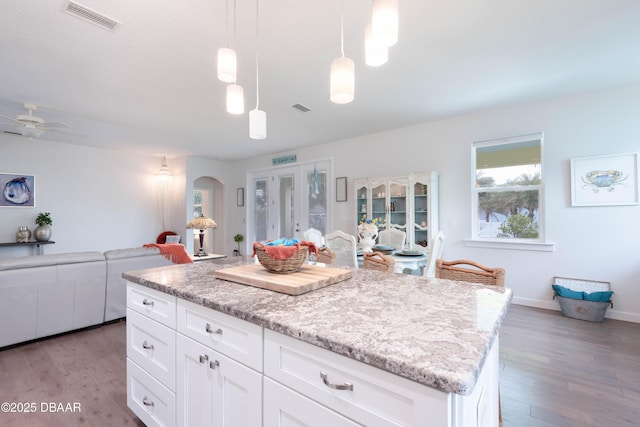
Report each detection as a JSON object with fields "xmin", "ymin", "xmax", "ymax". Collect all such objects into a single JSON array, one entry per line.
[{"xmin": 248, "ymin": 160, "xmax": 330, "ymax": 244}]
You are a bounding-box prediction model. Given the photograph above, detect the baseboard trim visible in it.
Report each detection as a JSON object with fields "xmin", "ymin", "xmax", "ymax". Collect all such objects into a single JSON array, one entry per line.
[{"xmin": 511, "ymin": 297, "xmax": 640, "ymax": 323}]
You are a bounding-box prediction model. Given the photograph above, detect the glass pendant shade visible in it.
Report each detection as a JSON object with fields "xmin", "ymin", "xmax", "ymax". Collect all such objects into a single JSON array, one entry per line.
[
  {"xmin": 217, "ymin": 48, "xmax": 237, "ymax": 83},
  {"xmin": 226, "ymin": 84, "xmax": 244, "ymax": 114},
  {"xmin": 330, "ymin": 56, "xmax": 355, "ymax": 104},
  {"xmin": 249, "ymin": 109, "xmax": 267, "ymax": 139},
  {"xmin": 372, "ymin": 0, "xmax": 398, "ymax": 47},
  {"xmin": 365, "ymin": 24, "xmax": 388, "ymax": 66}
]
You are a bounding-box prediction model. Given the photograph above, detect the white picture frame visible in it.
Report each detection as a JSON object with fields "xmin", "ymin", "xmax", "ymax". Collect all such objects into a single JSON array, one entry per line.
[{"xmin": 570, "ymin": 153, "xmax": 639, "ymax": 206}]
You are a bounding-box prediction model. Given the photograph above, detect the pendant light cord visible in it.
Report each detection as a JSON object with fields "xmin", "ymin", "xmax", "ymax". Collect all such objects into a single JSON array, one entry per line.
[
  {"xmin": 255, "ymin": 0, "xmax": 260, "ymax": 109},
  {"xmin": 224, "ymin": 0, "xmax": 229, "ymax": 47},
  {"xmin": 340, "ymin": 0, "xmax": 345, "ymax": 58}
]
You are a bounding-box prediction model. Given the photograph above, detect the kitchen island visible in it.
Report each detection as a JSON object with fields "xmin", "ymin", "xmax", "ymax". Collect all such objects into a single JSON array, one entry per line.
[{"xmin": 124, "ymin": 257, "xmax": 511, "ymax": 427}]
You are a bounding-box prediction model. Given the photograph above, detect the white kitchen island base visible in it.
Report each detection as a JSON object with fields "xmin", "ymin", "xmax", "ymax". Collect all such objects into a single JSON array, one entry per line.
[{"xmin": 126, "ymin": 281, "xmax": 501, "ymax": 427}]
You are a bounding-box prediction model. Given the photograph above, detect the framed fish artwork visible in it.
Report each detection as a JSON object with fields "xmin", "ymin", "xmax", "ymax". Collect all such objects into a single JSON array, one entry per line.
[{"xmin": 0, "ymin": 173, "xmax": 35, "ymax": 207}]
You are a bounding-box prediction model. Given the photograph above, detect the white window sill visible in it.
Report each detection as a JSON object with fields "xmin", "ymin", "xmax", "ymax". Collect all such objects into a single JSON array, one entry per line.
[{"xmin": 464, "ymin": 239, "xmax": 555, "ymax": 252}]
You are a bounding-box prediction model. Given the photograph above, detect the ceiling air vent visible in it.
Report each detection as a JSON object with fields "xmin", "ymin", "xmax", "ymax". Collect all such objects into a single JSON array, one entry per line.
[
  {"xmin": 64, "ymin": 1, "xmax": 121, "ymax": 31},
  {"xmin": 291, "ymin": 104, "xmax": 311, "ymax": 113}
]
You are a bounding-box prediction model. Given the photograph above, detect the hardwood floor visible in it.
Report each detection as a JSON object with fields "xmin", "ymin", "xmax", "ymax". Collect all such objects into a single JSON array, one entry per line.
[
  {"xmin": 500, "ymin": 305, "xmax": 640, "ymax": 426},
  {"xmin": 0, "ymin": 320, "xmax": 143, "ymax": 427},
  {"xmin": 1, "ymin": 305, "xmax": 639, "ymax": 426}
]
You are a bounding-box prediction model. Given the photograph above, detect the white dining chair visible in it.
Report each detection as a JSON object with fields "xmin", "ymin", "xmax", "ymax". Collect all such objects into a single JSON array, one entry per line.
[
  {"xmin": 303, "ymin": 227, "xmax": 324, "ymax": 247},
  {"xmin": 377, "ymin": 228, "xmax": 406, "ymax": 250},
  {"xmin": 423, "ymin": 230, "xmax": 445, "ymax": 278},
  {"xmin": 324, "ymin": 230, "xmax": 358, "ymax": 268}
]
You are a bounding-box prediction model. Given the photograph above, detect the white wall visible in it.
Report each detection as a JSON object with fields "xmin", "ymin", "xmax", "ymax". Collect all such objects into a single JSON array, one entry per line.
[
  {"xmin": 0, "ymin": 135, "xmax": 167, "ymax": 258},
  {"xmin": 230, "ymin": 82, "xmax": 640, "ymax": 322},
  {"xmin": 3, "ymin": 82, "xmax": 638, "ymax": 321}
]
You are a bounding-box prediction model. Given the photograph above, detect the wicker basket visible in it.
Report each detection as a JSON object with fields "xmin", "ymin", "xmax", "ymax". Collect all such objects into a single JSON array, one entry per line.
[
  {"xmin": 315, "ymin": 247, "xmax": 336, "ymax": 264},
  {"xmin": 363, "ymin": 252, "xmax": 395, "ymax": 272},
  {"xmin": 255, "ymin": 246, "xmax": 308, "ymax": 274},
  {"xmin": 553, "ymin": 276, "xmax": 613, "ymax": 322}
]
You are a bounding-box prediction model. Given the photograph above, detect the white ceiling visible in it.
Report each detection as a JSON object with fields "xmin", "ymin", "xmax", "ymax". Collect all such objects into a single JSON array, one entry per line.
[{"xmin": 1, "ymin": 0, "xmax": 639, "ymax": 161}]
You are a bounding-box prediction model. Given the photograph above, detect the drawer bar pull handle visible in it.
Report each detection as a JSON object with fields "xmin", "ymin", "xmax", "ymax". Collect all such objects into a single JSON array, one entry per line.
[
  {"xmin": 142, "ymin": 340, "xmax": 154, "ymax": 350},
  {"xmin": 142, "ymin": 298, "xmax": 154, "ymax": 306},
  {"xmin": 210, "ymin": 360, "xmax": 220, "ymax": 370},
  {"xmin": 205, "ymin": 323, "xmax": 222, "ymax": 335},
  {"xmin": 199, "ymin": 354, "xmax": 209, "ymax": 364},
  {"xmin": 142, "ymin": 396, "xmax": 154, "ymax": 407},
  {"xmin": 320, "ymin": 371, "xmax": 353, "ymax": 391}
]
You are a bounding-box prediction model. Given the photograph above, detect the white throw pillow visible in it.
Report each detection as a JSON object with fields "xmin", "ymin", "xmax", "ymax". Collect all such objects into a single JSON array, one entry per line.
[{"xmin": 165, "ymin": 235, "xmax": 181, "ymax": 244}]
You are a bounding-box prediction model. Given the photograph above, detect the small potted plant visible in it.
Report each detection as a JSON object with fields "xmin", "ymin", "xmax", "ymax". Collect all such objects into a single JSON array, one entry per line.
[
  {"xmin": 233, "ymin": 233, "xmax": 244, "ymax": 256},
  {"xmin": 34, "ymin": 212, "xmax": 53, "ymax": 242}
]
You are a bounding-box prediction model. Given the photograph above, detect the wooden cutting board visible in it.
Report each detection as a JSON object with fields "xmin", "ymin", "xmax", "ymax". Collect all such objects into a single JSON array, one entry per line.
[{"xmin": 215, "ymin": 263, "xmax": 353, "ymax": 296}]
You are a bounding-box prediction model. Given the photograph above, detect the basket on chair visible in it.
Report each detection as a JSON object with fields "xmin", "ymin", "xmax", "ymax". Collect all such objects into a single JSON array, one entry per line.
[
  {"xmin": 315, "ymin": 247, "xmax": 336, "ymax": 264},
  {"xmin": 363, "ymin": 252, "xmax": 395, "ymax": 272},
  {"xmin": 254, "ymin": 245, "xmax": 308, "ymax": 274}
]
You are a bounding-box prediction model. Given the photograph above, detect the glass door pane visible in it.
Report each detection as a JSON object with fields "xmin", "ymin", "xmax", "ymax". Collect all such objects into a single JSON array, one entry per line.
[
  {"xmin": 413, "ymin": 180, "xmax": 429, "ymax": 247},
  {"xmin": 278, "ymin": 174, "xmax": 295, "ymax": 239},
  {"xmin": 254, "ymin": 178, "xmax": 268, "ymax": 242},
  {"xmin": 306, "ymin": 169, "xmax": 327, "ymax": 235},
  {"xmin": 371, "ymin": 183, "xmax": 387, "ymax": 230},
  {"xmin": 388, "ymin": 182, "xmax": 407, "ymax": 230}
]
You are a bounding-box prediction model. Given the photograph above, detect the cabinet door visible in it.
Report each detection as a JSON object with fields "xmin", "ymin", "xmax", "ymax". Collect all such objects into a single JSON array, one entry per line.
[
  {"xmin": 264, "ymin": 377, "xmax": 360, "ymax": 427},
  {"xmin": 212, "ymin": 348, "xmax": 262, "ymax": 427},
  {"xmin": 387, "ymin": 177, "xmax": 410, "ymax": 232},
  {"xmin": 354, "ymin": 179, "xmax": 369, "ymax": 227},
  {"xmin": 177, "ymin": 334, "xmax": 215, "ymax": 426},
  {"xmin": 177, "ymin": 334, "xmax": 262, "ymax": 427}
]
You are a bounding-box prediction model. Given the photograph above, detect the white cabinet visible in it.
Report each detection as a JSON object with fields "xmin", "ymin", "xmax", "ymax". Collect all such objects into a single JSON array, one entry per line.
[
  {"xmin": 176, "ymin": 298, "xmax": 263, "ymax": 427},
  {"xmin": 126, "ymin": 281, "xmax": 263, "ymax": 427},
  {"xmin": 264, "ymin": 329, "xmax": 498, "ymax": 427},
  {"xmin": 264, "ymin": 378, "xmax": 360, "ymax": 427},
  {"xmin": 355, "ymin": 172, "xmax": 439, "ymax": 250},
  {"xmin": 176, "ymin": 334, "xmax": 262, "ymax": 427},
  {"xmin": 126, "ymin": 283, "xmax": 177, "ymax": 427}
]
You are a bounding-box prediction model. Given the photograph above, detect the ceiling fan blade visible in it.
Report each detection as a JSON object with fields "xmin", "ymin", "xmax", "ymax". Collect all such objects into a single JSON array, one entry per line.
[
  {"xmin": 0, "ymin": 114, "xmax": 18, "ymax": 123},
  {"xmin": 41, "ymin": 121, "xmax": 71, "ymax": 128}
]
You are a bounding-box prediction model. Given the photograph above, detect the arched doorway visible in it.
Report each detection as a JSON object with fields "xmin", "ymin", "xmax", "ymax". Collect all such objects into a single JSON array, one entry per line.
[{"xmin": 192, "ymin": 176, "xmax": 224, "ymax": 255}]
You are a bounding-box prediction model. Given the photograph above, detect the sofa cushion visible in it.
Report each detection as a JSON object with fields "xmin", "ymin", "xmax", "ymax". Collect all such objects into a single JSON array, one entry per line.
[
  {"xmin": 104, "ymin": 247, "xmax": 161, "ymax": 260},
  {"xmin": 0, "ymin": 251, "xmax": 105, "ymax": 271}
]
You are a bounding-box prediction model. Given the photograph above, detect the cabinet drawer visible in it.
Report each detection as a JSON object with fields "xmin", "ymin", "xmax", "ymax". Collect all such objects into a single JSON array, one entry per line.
[
  {"xmin": 127, "ymin": 358, "xmax": 175, "ymax": 427},
  {"xmin": 127, "ymin": 308, "xmax": 176, "ymax": 391},
  {"xmin": 264, "ymin": 329, "xmax": 447, "ymax": 427},
  {"xmin": 127, "ymin": 282, "xmax": 176, "ymax": 328},
  {"xmin": 177, "ymin": 298, "xmax": 262, "ymax": 371},
  {"xmin": 264, "ymin": 377, "xmax": 360, "ymax": 427}
]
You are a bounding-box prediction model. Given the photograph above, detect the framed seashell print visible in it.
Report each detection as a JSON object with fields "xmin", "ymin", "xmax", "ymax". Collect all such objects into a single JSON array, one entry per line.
[
  {"xmin": 1, "ymin": 172, "xmax": 35, "ymax": 207},
  {"xmin": 570, "ymin": 153, "xmax": 639, "ymax": 206}
]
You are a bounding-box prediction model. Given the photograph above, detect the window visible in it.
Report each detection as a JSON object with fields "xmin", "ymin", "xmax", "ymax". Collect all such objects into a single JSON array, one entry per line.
[{"xmin": 472, "ymin": 133, "xmax": 544, "ymax": 243}]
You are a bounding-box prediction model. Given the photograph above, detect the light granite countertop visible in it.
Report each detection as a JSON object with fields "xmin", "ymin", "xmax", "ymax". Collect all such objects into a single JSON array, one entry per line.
[{"xmin": 123, "ymin": 257, "xmax": 512, "ymax": 395}]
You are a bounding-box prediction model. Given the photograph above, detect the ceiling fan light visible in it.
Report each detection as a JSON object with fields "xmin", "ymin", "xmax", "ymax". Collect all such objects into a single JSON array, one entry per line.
[
  {"xmin": 365, "ymin": 23, "xmax": 388, "ymax": 67},
  {"xmin": 372, "ymin": 0, "xmax": 398, "ymax": 47},
  {"xmin": 19, "ymin": 125, "xmax": 44, "ymax": 138},
  {"xmin": 226, "ymin": 84, "xmax": 245, "ymax": 115},
  {"xmin": 249, "ymin": 109, "xmax": 267, "ymax": 139},
  {"xmin": 330, "ymin": 56, "xmax": 355, "ymax": 104},
  {"xmin": 217, "ymin": 47, "xmax": 237, "ymax": 83}
]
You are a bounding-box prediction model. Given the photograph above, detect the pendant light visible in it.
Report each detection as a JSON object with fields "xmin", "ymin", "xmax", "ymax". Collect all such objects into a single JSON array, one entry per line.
[
  {"xmin": 364, "ymin": 23, "xmax": 388, "ymax": 67},
  {"xmin": 217, "ymin": 0, "xmax": 237, "ymax": 82},
  {"xmin": 330, "ymin": 0, "xmax": 354, "ymax": 104},
  {"xmin": 372, "ymin": 0, "xmax": 399, "ymax": 47},
  {"xmin": 227, "ymin": 84, "xmax": 245, "ymax": 115},
  {"xmin": 250, "ymin": 0, "xmax": 266, "ymax": 139}
]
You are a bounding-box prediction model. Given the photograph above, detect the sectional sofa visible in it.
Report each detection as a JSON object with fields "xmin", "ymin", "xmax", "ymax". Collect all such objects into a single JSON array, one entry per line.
[{"xmin": 0, "ymin": 247, "xmax": 173, "ymax": 348}]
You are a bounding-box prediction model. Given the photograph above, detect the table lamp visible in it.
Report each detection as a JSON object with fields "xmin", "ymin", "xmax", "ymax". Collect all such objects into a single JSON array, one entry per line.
[{"xmin": 186, "ymin": 214, "xmax": 217, "ymax": 257}]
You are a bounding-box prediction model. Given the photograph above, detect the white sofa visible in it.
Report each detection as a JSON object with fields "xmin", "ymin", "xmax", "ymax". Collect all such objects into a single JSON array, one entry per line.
[
  {"xmin": 0, "ymin": 247, "xmax": 174, "ymax": 348},
  {"xmin": 104, "ymin": 247, "xmax": 172, "ymax": 322}
]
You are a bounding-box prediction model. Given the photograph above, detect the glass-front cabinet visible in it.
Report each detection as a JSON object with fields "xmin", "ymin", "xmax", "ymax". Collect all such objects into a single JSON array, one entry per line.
[{"xmin": 354, "ymin": 172, "xmax": 439, "ymax": 251}]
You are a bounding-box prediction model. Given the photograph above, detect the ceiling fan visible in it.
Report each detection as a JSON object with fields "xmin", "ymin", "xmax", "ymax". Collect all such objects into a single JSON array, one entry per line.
[{"xmin": 0, "ymin": 103, "xmax": 70, "ymax": 138}]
